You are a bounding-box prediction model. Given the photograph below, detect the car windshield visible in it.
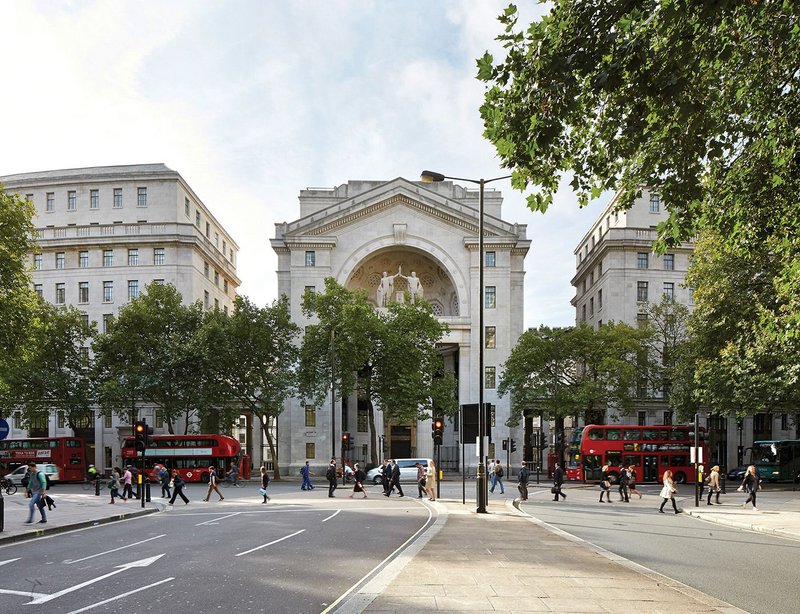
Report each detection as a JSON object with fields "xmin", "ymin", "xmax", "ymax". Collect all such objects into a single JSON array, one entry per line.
[{"xmin": 751, "ymin": 443, "xmax": 778, "ymax": 465}]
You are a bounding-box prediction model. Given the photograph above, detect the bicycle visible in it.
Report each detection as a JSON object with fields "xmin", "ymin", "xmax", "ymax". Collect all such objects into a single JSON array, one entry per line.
[
  {"xmin": 81, "ymin": 478, "xmax": 101, "ymax": 491},
  {"xmin": 1, "ymin": 478, "xmax": 18, "ymax": 496},
  {"xmin": 221, "ymin": 476, "xmax": 244, "ymax": 488}
]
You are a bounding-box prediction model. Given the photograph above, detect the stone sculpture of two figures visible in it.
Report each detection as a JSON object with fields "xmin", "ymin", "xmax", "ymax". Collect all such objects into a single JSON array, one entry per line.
[{"xmin": 376, "ymin": 266, "xmax": 423, "ymax": 307}]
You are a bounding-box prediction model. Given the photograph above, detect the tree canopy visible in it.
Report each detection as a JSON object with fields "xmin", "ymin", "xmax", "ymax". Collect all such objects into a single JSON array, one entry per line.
[{"xmin": 479, "ymin": 2, "xmax": 800, "ymax": 343}]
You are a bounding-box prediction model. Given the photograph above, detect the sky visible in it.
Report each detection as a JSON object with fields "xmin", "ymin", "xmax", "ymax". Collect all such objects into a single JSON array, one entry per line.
[{"xmin": 0, "ymin": 0, "xmax": 607, "ymax": 329}]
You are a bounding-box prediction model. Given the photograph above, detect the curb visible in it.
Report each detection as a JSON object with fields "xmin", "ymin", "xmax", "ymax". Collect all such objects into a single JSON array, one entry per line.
[
  {"xmin": 686, "ymin": 510, "xmax": 800, "ymax": 542},
  {"xmin": 0, "ymin": 505, "xmax": 162, "ymax": 546}
]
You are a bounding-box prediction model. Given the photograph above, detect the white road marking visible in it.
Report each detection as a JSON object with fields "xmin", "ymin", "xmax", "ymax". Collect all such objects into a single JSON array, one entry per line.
[
  {"xmin": 235, "ymin": 529, "xmax": 305, "ymax": 557},
  {"xmin": 195, "ymin": 512, "xmax": 241, "ymax": 526},
  {"xmin": 322, "ymin": 510, "xmax": 341, "ymax": 522},
  {"xmin": 65, "ymin": 577, "xmax": 175, "ymax": 614},
  {"xmin": 0, "ymin": 589, "xmax": 47, "ymax": 599},
  {"xmin": 64, "ymin": 535, "xmax": 166, "ymax": 564},
  {"xmin": 27, "ymin": 554, "xmax": 165, "ymax": 605},
  {"xmin": 0, "ymin": 558, "xmax": 21, "ymax": 567}
]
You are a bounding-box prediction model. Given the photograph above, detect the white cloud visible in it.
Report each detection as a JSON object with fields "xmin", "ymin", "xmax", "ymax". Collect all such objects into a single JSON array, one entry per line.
[{"xmin": 0, "ymin": 0, "xmax": 596, "ymax": 329}]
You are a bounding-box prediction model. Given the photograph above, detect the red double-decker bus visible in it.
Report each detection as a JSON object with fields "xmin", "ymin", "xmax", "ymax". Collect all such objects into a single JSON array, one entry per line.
[
  {"xmin": 565, "ymin": 424, "xmax": 707, "ymax": 484},
  {"xmin": 0, "ymin": 436, "xmax": 87, "ymax": 482},
  {"xmin": 121, "ymin": 434, "xmax": 248, "ymax": 483}
]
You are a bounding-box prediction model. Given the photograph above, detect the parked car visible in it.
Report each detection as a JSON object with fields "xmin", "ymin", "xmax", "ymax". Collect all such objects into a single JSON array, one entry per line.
[
  {"xmin": 366, "ymin": 458, "xmax": 432, "ymax": 485},
  {"xmin": 4, "ymin": 463, "xmax": 61, "ymax": 485},
  {"xmin": 726, "ymin": 466, "xmax": 767, "ymax": 482}
]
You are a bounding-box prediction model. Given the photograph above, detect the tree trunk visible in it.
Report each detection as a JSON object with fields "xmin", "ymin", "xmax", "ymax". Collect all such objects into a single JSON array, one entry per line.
[
  {"xmin": 368, "ymin": 401, "xmax": 378, "ymax": 467},
  {"xmin": 262, "ymin": 415, "xmax": 281, "ymax": 480}
]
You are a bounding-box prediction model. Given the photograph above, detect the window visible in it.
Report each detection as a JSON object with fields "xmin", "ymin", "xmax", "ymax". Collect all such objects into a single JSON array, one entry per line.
[
  {"xmin": 222, "ymin": 240, "xmax": 227, "ymax": 254},
  {"xmin": 589, "ymin": 297, "xmax": 594, "ymax": 316},
  {"xmin": 223, "ymin": 279, "xmax": 229, "ymax": 294},
  {"xmin": 56, "ymin": 252, "xmax": 65, "ymax": 269},
  {"xmin": 485, "ymin": 326, "xmax": 496, "ymax": 349},
  {"xmin": 78, "ymin": 282, "xmax": 89, "ymax": 303},
  {"xmin": 637, "ymin": 281, "xmax": 649, "ymax": 302},
  {"xmin": 485, "ymin": 286, "xmax": 496, "ymax": 309},
  {"xmin": 46, "ymin": 192, "xmax": 54, "ymax": 212},
  {"xmin": 214, "ymin": 232, "xmax": 219, "ymax": 247},
  {"xmin": 663, "ymin": 282, "xmax": 674, "ymax": 299},
  {"xmin": 688, "ymin": 287, "xmax": 694, "ymax": 305},
  {"xmin": 582, "ymin": 303, "xmax": 587, "ymax": 321},
  {"xmin": 223, "ymin": 305, "xmax": 228, "ymax": 315},
  {"xmin": 113, "ymin": 188, "xmax": 122, "ymax": 208},
  {"xmin": 58, "ymin": 411, "xmax": 65, "ymax": 429},
  {"xmin": 485, "ymin": 251, "xmax": 496, "ymax": 267},
  {"xmin": 152, "ymin": 279, "xmax": 164, "ymax": 285},
  {"xmin": 649, "ymin": 193, "xmax": 660, "ymax": 213},
  {"xmin": 103, "ymin": 250, "xmax": 113, "ymax": 267},
  {"xmin": 305, "ymin": 251, "xmax": 316, "ymax": 267},
  {"xmin": 606, "ymin": 215, "xmax": 611, "ymax": 231},
  {"xmin": 637, "ymin": 313, "xmax": 649, "ymax": 328},
  {"xmin": 205, "ymin": 222, "xmax": 210, "ymax": 237},
  {"xmin": 137, "ymin": 187, "xmax": 147, "ymax": 207},
  {"xmin": 79, "ymin": 251, "xmax": 88, "ymax": 268},
  {"xmin": 214, "ymin": 298, "xmax": 219, "ymax": 309},
  {"xmin": 637, "ymin": 252, "xmax": 649, "ymax": 269},
  {"xmin": 128, "ymin": 280, "xmax": 139, "ymax": 301},
  {"xmin": 484, "ymin": 366, "xmax": 496, "ymax": 389},
  {"xmin": 90, "ymin": 189, "xmax": 99, "ymax": 209},
  {"xmin": 153, "ymin": 248, "xmax": 165, "ymax": 265},
  {"xmin": 103, "ymin": 281, "xmax": 113, "ymax": 302},
  {"xmin": 102, "ymin": 313, "xmax": 113, "ymax": 333},
  {"xmin": 214, "ymin": 270, "xmax": 219, "ymax": 287},
  {"xmin": 781, "ymin": 413, "xmax": 789, "ymax": 431},
  {"xmin": 184, "ymin": 198, "xmax": 190, "ymax": 217},
  {"xmin": 55, "ymin": 283, "xmax": 65, "ymax": 304},
  {"xmin": 80, "ymin": 347, "xmax": 90, "ymax": 368},
  {"xmin": 304, "ymin": 285, "xmax": 316, "ymax": 294},
  {"xmin": 598, "ymin": 289, "xmax": 603, "ymax": 310},
  {"xmin": 80, "ymin": 313, "xmax": 89, "ymax": 326},
  {"xmin": 128, "ymin": 248, "xmax": 139, "ymax": 266},
  {"xmin": 590, "ymin": 271, "xmax": 594, "ymax": 285},
  {"xmin": 204, "ymin": 261, "xmax": 209, "ymax": 278},
  {"xmin": 195, "ymin": 211, "xmax": 201, "ymax": 227},
  {"xmin": 34, "ymin": 284, "xmax": 43, "ymax": 299},
  {"xmin": 34, "ymin": 254, "xmax": 42, "ymax": 270},
  {"xmin": 25, "ymin": 193, "xmax": 33, "ymax": 202},
  {"xmin": 304, "ymin": 405, "xmax": 316, "ymax": 427},
  {"xmin": 306, "ymin": 443, "xmax": 316, "ymax": 459},
  {"xmin": 663, "ymin": 411, "xmax": 673, "ymax": 426},
  {"xmin": 68, "ymin": 190, "xmax": 77, "ymax": 211},
  {"xmin": 663, "ymin": 254, "xmax": 674, "ymax": 270},
  {"xmin": 204, "ymin": 291, "xmax": 210, "ymax": 309},
  {"xmin": 598, "ymin": 261, "xmax": 603, "ymax": 276},
  {"xmin": 582, "ymin": 280, "xmax": 586, "ymax": 294}
]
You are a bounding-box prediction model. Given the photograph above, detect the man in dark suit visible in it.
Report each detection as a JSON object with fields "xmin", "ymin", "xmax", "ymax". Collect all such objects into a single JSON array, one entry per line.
[
  {"xmin": 380, "ymin": 459, "xmax": 391, "ymax": 495},
  {"xmin": 552, "ymin": 462, "xmax": 567, "ymax": 501},
  {"xmin": 386, "ymin": 459, "xmax": 404, "ymax": 497}
]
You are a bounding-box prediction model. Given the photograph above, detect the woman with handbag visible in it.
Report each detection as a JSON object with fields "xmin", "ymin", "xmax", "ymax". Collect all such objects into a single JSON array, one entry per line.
[
  {"xmin": 706, "ymin": 465, "xmax": 722, "ymax": 505},
  {"xmin": 169, "ymin": 469, "xmax": 189, "ymax": 505},
  {"xmin": 627, "ymin": 465, "xmax": 643, "ymax": 499},
  {"xmin": 260, "ymin": 465, "xmax": 271, "ymax": 503},
  {"xmin": 425, "ymin": 461, "xmax": 437, "ymax": 501},
  {"xmin": 740, "ymin": 465, "xmax": 761, "ymax": 510},
  {"xmin": 658, "ymin": 469, "xmax": 682, "ymax": 514},
  {"xmin": 598, "ymin": 465, "xmax": 612, "ymax": 503},
  {"xmin": 349, "ymin": 463, "xmax": 367, "ymax": 499}
]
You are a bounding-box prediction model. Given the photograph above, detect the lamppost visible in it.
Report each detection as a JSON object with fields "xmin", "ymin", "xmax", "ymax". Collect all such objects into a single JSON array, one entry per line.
[
  {"xmin": 330, "ymin": 328, "xmax": 336, "ymax": 460},
  {"xmin": 420, "ymin": 169, "xmax": 512, "ymax": 514}
]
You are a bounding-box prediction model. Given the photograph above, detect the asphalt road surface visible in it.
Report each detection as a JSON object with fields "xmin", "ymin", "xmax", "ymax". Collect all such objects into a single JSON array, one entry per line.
[
  {"xmin": 520, "ymin": 485, "xmax": 800, "ymax": 614},
  {"xmin": 0, "ymin": 484, "xmax": 431, "ymax": 613}
]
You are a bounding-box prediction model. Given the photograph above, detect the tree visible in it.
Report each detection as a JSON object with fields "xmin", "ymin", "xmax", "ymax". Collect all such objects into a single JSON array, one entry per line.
[
  {"xmin": 2, "ymin": 302, "xmax": 95, "ymax": 433},
  {"xmin": 478, "ymin": 2, "xmax": 800, "ymax": 342},
  {"xmin": 200, "ymin": 295, "xmax": 300, "ymax": 480},
  {"xmin": 92, "ymin": 283, "xmax": 208, "ymax": 433},
  {"xmin": 299, "ymin": 278, "xmax": 455, "ymax": 467},
  {"xmin": 498, "ymin": 323, "xmax": 645, "ymax": 460},
  {"xmin": 0, "ymin": 186, "xmax": 38, "ymax": 398}
]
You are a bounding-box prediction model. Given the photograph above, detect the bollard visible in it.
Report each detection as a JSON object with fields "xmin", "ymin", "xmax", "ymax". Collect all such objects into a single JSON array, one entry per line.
[
  {"xmin": 0, "ymin": 492, "xmax": 4, "ymax": 532},
  {"xmin": 95, "ymin": 478, "xmax": 101, "ymax": 496},
  {"xmin": 720, "ymin": 473, "xmax": 726, "ymax": 494},
  {"xmin": 145, "ymin": 481, "xmax": 151, "ymax": 503}
]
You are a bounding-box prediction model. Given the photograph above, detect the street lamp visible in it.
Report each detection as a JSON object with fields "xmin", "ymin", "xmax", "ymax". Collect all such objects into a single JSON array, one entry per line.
[{"xmin": 420, "ymin": 169, "xmax": 512, "ymax": 514}]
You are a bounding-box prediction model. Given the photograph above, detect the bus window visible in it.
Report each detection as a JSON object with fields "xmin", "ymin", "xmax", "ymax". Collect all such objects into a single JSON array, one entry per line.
[
  {"xmin": 670, "ymin": 428, "xmax": 689, "ymax": 441},
  {"xmin": 643, "ymin": 430, "xmax": 659, "ymax": 441},
  {"xmin": 587, "ymin": 428, "xmax": 603, "ymax": 441},
  {"xmin": 624, "ymin": 429, "xmax": 641, "ymax": 441},
  {"xmin": 606, "ymin": 429, "xmax": 623, "ymax": 441},
  {"xmin": 606, "ymin": 451, "xmax": 622, "ymax": 467},
  {"xmin": 623, "ymin": 455, "xmax": 641, "ymax": 467},
  {"xmin": 670, "ymin": 455, "xmax": 688, "ymax": 467}
]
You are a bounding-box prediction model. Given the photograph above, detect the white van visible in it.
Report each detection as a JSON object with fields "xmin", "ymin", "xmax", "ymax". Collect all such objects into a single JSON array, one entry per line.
[
  {"xmin": 5, "ymin": 463, "xmax": 61, "ymax": 485},
  {"xmin": 366, "ymin": 458, "xmax": 433, "ymax": 485}
]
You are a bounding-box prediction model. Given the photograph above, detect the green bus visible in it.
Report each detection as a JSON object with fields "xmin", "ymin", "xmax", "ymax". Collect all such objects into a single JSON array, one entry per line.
[{"xmin": 748, "ymin": 440, "xmax": 800, "ymax": 482}]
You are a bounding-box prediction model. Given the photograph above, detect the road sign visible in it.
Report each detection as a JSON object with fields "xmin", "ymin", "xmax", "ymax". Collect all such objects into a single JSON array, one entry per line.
[{"xmin": 0, "ymin": 418, "xmax": 9, "ymax": 441}]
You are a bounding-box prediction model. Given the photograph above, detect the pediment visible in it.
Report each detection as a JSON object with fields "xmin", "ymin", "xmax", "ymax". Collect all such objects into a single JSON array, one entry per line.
[{"xmin": 280, "ymin": 177, "xmax": 520, "ymax": 240}]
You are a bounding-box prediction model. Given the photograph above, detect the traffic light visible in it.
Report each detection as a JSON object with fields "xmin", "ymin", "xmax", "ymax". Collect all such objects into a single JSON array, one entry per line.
[
  {"xmin": 432, "ymin": 417, "xmax": 444, "ymax": 446},
  {"xmin": 510, "ymin": 439, "xmax": 517, "ymax": 453},
  {"xmin": 341, "ymin": 432, "xmax": 351, "ymax": 450},
  {"xmin": 134, "ymin": 421, "xmax": 146, "ymax": 452},
  {"xmin": 145, "ymin": 423, "xmax": 155, "ymax": 447},
  {"xmin": 502, "ymin": 438, "xmax": 508, "ymax": 451}
]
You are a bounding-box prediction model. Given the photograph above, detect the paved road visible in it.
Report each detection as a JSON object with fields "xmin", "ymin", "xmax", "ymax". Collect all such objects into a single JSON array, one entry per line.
[
  {"xmin": 0, "ymin": 483, "xmax": 430, "ymax": 613},
  {"xmin": 519, "ymin": 484, "xmax": 800, "ymax": 614}
]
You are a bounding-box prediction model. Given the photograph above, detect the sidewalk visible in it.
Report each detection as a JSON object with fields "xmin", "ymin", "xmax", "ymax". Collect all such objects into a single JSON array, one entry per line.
[
  {"xmin": 0, "ymin": 490, "xmax": 161, "ymax": 544},
  {"xmin": 353, "ymin": 495, "xmax": 746, "ymax": 613},
  {"xmin": 685, "ymin": 494, "xmax": 800, "ymax": 541}
]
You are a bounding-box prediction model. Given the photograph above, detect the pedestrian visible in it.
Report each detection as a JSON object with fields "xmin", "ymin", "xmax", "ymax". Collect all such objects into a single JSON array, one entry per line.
[
  {"xmin": 552, "ymin": 461, "xmax": 566, "ymax": 501},
  {"xmin": 415, "ymin": 462, "xmax": 427, "ymax": 498},
  {"xmin": 121, "ymin": 466, "xmax": 134, "ymax": 501},
  {"xmin": 490, "ymin": 460, "xmax": 505, "ymax": 494},
  {"xmin": 159, "ymin": 465, "xmax": 171, "ymax": 499},
  {"xmin": 343, "ymin": 463, "xmax": 354, "ymax": 484},
  {"xmin": 300, "ymin": 460, "xmax": 314, "ymax": 490},
  {"xmin": 128, "ymin": 465, "xmax": 140, "ymax": 499},
  {"xmin": 380, "ymin": 459, "xmax": 391, "ymax": 495},
  {"xmin": 87, "ymin": 464, "xmax": 98, "ymax": 483},
  {"xmin": 24, "ymin": 462, "xmax": 48, "ymax": 524},
  {"xmin": 386, "ymin": 458, "xmax": 404, "ymax": 497},
  {"xmin": 518, "ymin": 461, "xmax": 530, "ymax": 501},
  {"xmin": 326, "ymin": 460, "xmax": 338, "ymax": 497},
  {"xmin": 659, "ymin": 469, "xmax": 682, "ymax": 514},
  {"xmin": 22, "ymin": 465, "xmax": 34, "ymax": 498},
  {"xmin": 706, "ymin": 465, "xmax": 722, "ymax": 505},
  {"xmin": 488, "ymin": 459, "xmax": 497, "ymax": 492},
  {"xmin": 350, "ymin": 463, "xmax": 367, "ymax": 499},
  {"xmin": 169, "ymin": 469, "xmax": 189, "ymax": 505},
  {"xmin": 227, "ymin": 463, "xmax": 240, "ymax": 486},
  {"xmin": 108, "ymin": 466, "xmax": 121, "ymax": 504},
  {"xmin": 618, "ymin": 466, "xmax": 630, "ymax": 502},
  {"xmin": 627, "ymin": 465, "xmax": 643, "ymax": 499},
  {"xmin": 598, "ymin": 464, "xmax": 612, "ymax": 503},
  {"xmin": 260, "ymin": 466, "xmax": 271, "ymax": 503},
  {"xmin": 697, "ymin": 464, "xmax": 705, "ymax": 501},
  {"xmin": 425, "ymin": 460, "xmax": 437, "ymax": 501},
  {"xmin": 739, "ymin": 464, "xmax": 761, "ymax": 511},
  {"xmin": 203, "ymin": 465, "xmax": 225, "ymax": 501}
]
